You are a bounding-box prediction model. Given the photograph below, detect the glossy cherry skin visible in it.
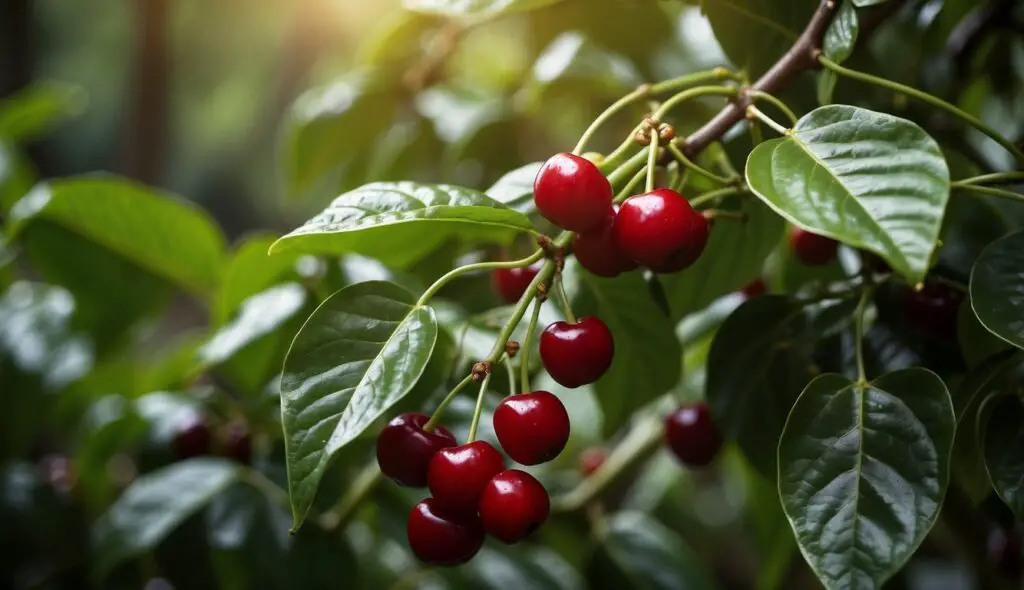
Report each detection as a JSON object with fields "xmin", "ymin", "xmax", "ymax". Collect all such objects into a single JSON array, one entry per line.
[
  {"xmin": 741, "ymin": 278, "xmax": 766, "ymax": 298},
  {"xmin": 493, "ymin": 391, "xmax": 570, "ymax": 465},
  {"xmin": 539, "ymin": 317, "xmax": 614, "ymax": 388},
  {"xmin": 492, "ymin": 265, "xmax": 540, "ymax": 304},
  {"xmin": 572, "ymin": 207, "xmax": 639, "ymax": 278},
  {"xmin": 220, "ymin": 421, "xmax": 253, "ymax": 465},
  {"xmin": 789, "ymin": 227, "xmax": 838, "ymax": 266},
  {"xmin": 664, "ymin": 403, "xmax": 723, "ymax": 467},
  {"xmin": 376, "ymin": 413, "xmax": 457, "ymax": 487},
  {"xmin": 407, "ymin": 498, "xmax": 485, "ymax": 566},
  {"xmin": 533, "ymin": 152, "xmax": 613, "ymax": 233},
  {"xmin": 614, "ymin": 189, "xmax": 709, "ymax": 271},
  {"xmin": 579, "ymin": 447, "xmax": 607, "ymax": 476},
  {"xmin": 172, "ymin": 414, "xmax": 211, "ymax": 460},
  {"xmin": 904, "ymin": 282, "xmax": 963, "ymax": 340},
  {"xmin": 427, "ymin": 440, "xmax": 506, "ymax": 516},
  {"xmin": 478, "ymin": 469, "xmax": 550, "ymax": 544}
]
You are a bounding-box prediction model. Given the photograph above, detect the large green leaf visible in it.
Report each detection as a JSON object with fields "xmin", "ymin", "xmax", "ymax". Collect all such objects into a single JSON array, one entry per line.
[
  {"xmin": 216, "ymin": 234, "xmax": 304, "ymax": 324},
  {"xmin": 0, "ymin": 82, "xmax": 86, "ymax": 143},
  {"xmin": 984, "ymin": 396, "xmax": 1024, "ymax": 518},
  {"xmin": 823, "ymin": 0, "xmax": 859, "ymax": 63},
  {"xmin": 404, "ymin": 0, "xmax": 564, "ymax": 18},
  {"xmin": 970, "ymin": 230, "xmax": 1024, "ymax": 350},
  {"xmin": 778, "ymin": 369, "xmax": 955, "ymax": 589},
  {"xmin": 280, "ymin": 281, "xmax": 437, "ymax": 527},
  {"xmin": 701, "ymin": 0, "xmax": 817, "ymax": 77},
  {"xmin": 93, "ymin": 459, "xmax": 242, "ymax": 577},
  {"xmin": 7, "ymin": 176, "xmax": 226, "ymax": 295},
  {"xmin": 706, "ymin": 295, "xmax": 816, "ymax": 477},
  {"xmin": 485, "ymin": 161, "xmax": 542, "ymax": 215},
  {"xmin": 659, "ymin": 197, "xmax": 784, "ymax": 320},
  {"xmin": 282, "ymin": 71, "xmax": 399, "ymax": 201},
  {"xmin": 957, "ymin": 300, "xmax": 1012, "ymax": 369},
  {"xmin": 270, "ymin": 182, "xmax": 534, "ymax": 267},
  {"xmin": 587, "ymin": 511, "xmax": 716, "ymax": 590},
  {"xmin": 745, "ymin": 106, "xmax": 950, "ymax": 284},
  {"xmin": 200, "ymin": 283, "xmax": 308, "ymax": 368},
  {"xmin": 572, "ymin": 269, "xmax": 682, "ymax": 436}
]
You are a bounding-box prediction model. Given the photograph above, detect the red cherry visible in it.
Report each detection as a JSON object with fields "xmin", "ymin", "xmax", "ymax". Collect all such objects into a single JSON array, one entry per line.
[
  {"xmin": 572, "ymin": 207, "xmax": 639, "ymax": 278},
  {"xmin": 478, "ymin": 469, "xmax": 550, "ymax": 544},
  {"xmin": 579, "ymin": 447, "xmax": 607, "ymax": 476},
  {"xmin": 789, "ymin": 227, "xmax": 838, "ymax": 266},
  {"xmin": 741, "ymin": 278, "xmax": 766, "ymax": 298},
  {"xmin": 376, "ymin": 413, "xmax": 457, "ymax": 487},
  {"xmin": 614, "ymin": 189, "xmax": 709, "ymax": 271},
  {"xmin": 533, "ymin": 152, "xmax": 613, "ymax": 233},
  {"xmin": 492, "ymin": 265, "xmax": 540, "ymax": 304},
  {"xmin": 220, "ymin": 421, "xmax": 253, "ymax": 465},
  {"xmin": 172, "ymin": 414, "xmax": 211, "ymax": 460},
  {"xmin": 904, "ymin": 282, "xmax": 963, "ymax": 340},
  {"xmin": 664, "ymin": 403, "xmax": 723, "ymax": 467},
  {"xmin": 427, "ymin": 440, "xmax": 505, "ymax": 516},
  {"xmin": 407, "ymin": 498, "xmax": 484, "ymax": 566},
  {"xmin": 539, "ymin": 317, "xmax": 614, "ymax": 388},
  {"xmin": 493, "ymin": 391, "xmax": 570, "ymax": 465}
]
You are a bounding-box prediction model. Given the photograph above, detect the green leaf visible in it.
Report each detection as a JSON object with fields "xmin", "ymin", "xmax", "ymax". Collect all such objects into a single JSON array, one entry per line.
[
  {"xmin": 485, "ymin": 161, "xmax": 542, "ymax": 215},
  {"xmin": 852, "ymin": 0, "xmax": 888, "ymax": 6},
  {"xmin": 984, "ymin": 396, "xmax": 1024, "ymax": 518},
  {"xmin": 93, "ymin": 458, "xmax": 242, "ymax": 578},
  {"xmin": 817, "ymin": 70, "xmax": 838, "ymax": 106},
  {"xmin": 572, "ymin": 269, "xmax": 682, "ymax": 436},
  {"xmin": 822, "ymin": 0, "xmax": 859, "ymax": 63},
  {"xmin": 270, "ymin": 182, "xmax": 535, "ymax": 268},
  {"xmin": 283, "ymin": 71, "xmax": 399, "ymax": 201},
  {"xmin": 280, "ymin": 281, "xmax": 437, "ymax": 527},
  {"xmin": 217, "ymin": 234, "xmax": 304, "ymax": 324},
  {"xmin": 706, "ymin": 295, "xmax": 817, "ymax": 477},
  {"xmin": 526, "ymin": 32, "xmax": 641, "ymax": 98},
  {"xmin": 659, "ymin": 197, "xmax": 784, "ymax": 320},
  {"xmin": 778, "ymin": 369, "xmax": 955, "ymax": 589},
  {"xmin": 8, "ymin": 176, "xmax": 226, "ymax": 296},
  {"xmin": 588, "ymin": 511, "xmax": 717, "ymax": 590},
  {"xmin": 745, "ymin": 106, "xmax": 950, "ymax": 284},
  {"xmin": 200, "ymin": 283, "xmax": 308, "ymax": 368},
  {"xmin": 461, "ymin": 546, "xmax": 587, "ymax": 590},
  {"xmin": 970, "ymin": 230, "xmax": 1024, "ymax": 350},
  {"xmin": 702, "ymin": 0, "xmax": 818, "ymax": 77},
  {"xmin": 0, "ymin": 141, "xmax": 37, "ymax": 211},
  {"xmin": 403, "ymin": 0, "xmax": 564, "ymax": 18},
  {"xmin": 958, "ymin": 299, "xmax": 1012, "ymax": 369},
  {"xmin": 0, "ymin": 82, "xmax": 86, "ymax": 143}
]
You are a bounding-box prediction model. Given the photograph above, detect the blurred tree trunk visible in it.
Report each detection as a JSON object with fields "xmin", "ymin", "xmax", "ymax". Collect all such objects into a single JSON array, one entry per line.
[
  {"xmin": 0, "ymin": 0, "xmax": 32, "ymax": 98},
  {"xmin": 120, "ymin": 0, "xmax": 170, "ymax": 185}
]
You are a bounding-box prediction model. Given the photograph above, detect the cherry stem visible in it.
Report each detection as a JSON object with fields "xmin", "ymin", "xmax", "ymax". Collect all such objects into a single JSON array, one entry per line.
[
  {"xmin": 672, "ymin": 167, "xmax": 691, "ymax": 193},
  {"xmin": 689, "ymin": 186, "xmax": 746, "ymax": 209},
  {"xmin": 931, "ymin": 275, "xmax": 969, "ymax": 293},
  {"xmin": 748, "ymin": 117, "xmax": 764, "ymax": 148},
  {"xmin": 553, "ymin": 276, "xmax": 577, "ymax": 323},
  {"xmin": 520, "ymin": 297, "xmax": 543, "ymax": 394},
  {"xmin": 818, "ymin": 55, "xmax": 1024, "ymax": 165},
  {"xmin": 645, "ymin": 130, "xmax": 658, "ymax": 193},
  {"xmin": 746, "ymin": 89, "xmax": 799, "ymax": 126},
  {"xmin": 606, "ymin": 148, "xmax": 649, "ymax": 188},
  {"xmin": 423, "ymin": 373, "xmax": 476, "ymax": 432},
  {"xmin": 666, "ymin": 143, "xmax": 733, "ymax": 186},
  {"xmin": 746, "ymin": 105, "xmax": 789, "ymax": 136},
  {"xmin": 504, "ymin": 355, "xmax": 516, "ymax": 395},
  {"xmin": 701, "ymin": 209, "xmax": 747, "ymax": 222},
  {"xmin": 485, "ymin": 259, "xmax": 556, "ymax": 365},
  {"xmin": 955, "ymin": 172, "xmax": 1024, "ymax": 186},
  {"xmin": 853, "ymin": 284, "xmax": 876, "ymax": 384},
  {"xmin": 466, "ymin": 371, "xmax": 493, "ymax": 442},
  {"xmin": 652, "ymin": 85, "xmax": 739, "ymax": 121},
  {"xmin": 416, "ymin": 249, "xmax": 545, "ymax": 307},
  {"xmin": 318, "ymin": 461, "xmax": 381, "ymax": 532},
  {"xmin": 242, "ymin": 468, "xmax": 292, "ymax": 515},
  {"xmin": 951, "ymin": 182, "xmax": 1024, "ymax": 204},
  {"xmin": 615, "ymin": 167, "xmax": 647, "ymax": 204}
]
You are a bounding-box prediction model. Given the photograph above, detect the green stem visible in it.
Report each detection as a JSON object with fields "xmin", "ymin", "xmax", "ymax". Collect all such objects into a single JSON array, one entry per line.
[
  {"xmin": 702, "ymin": 209, "xmax": 746, "ymax": 222},
  {"xmin": 746, "ymin": 105, "xmax": 789, "ymax": 136},
  {"xmin": 466, "ymin": 372, "xmax": 493, "ymax": 442},
  {"xmin": 485, "ymin": 259, "xmax": 556, "ymax": 364},
  {"xmin": 672, "ymin": 167, "xmax": 691, "ymax": 193},
  {"xmin": 648, "ymin": 66, "xmax": 740, "ymax": 94},
  {"xmin": 652, "ymin": 85, "xmax": 739, "ymax": 120},
  {"xmin": 243, "ymin": 468, "xmax": 291, "ymax": 514},
  {"xmin": 554, "ymin": 276, "xmax": 577, "ymax": 323},
  {"xmin": 689, "ymin": 186, "xmax": 745, "ymax": 209},
  {"xmin": 520, "ymin": 298, "xmax": 543, "ymax": 394},
  {"xmin": 666, "ymin": 143, "xmax": 733, "ymax": 185},
  {"xmin": 711, "ymin": 142, "xmax": 739, "ymax": 179},
  {"xmin": 615, "ymin": 167, "xmax": 646, "ymax": 203},
  {"xmin": 748, "ymin": 118, "xmax": 763, "ymax": 147},
  {"xmin": 504, "ymin": 355, "xmax": 516, "ymax": 394},
  {"xmin": 955, "ymin": 172, "xmax": 1024, "ymax": 186},
  {"xmin": 645, "ymin": 130, "xmax": 658, "ymax": 192},
  {"xmin": 574, "ymin": 86, "xmax": 651, "ymax": 155},
  {"xmin": 853, "ymin": 285, "xmax": 875, "ymax": 383},
  {"xmin": 952, "ymin": 182, "xmax": 1024, "ymax": 204},
  {"xmin": 318, "ymin": 461, "xmax": 381, "ymax": 532},
  {"xmin": 416, "ymin": 249, "xmax": 544, "ymax": 307},
  {"xmin": 423, "ymin": 373, "xmax": 475, "ymax": 431},
  {"xmin": 818, "ymin": 55, "xmax": 1024, "ymax": 165},
  {"xmin": 746, "ymin": 89, "xmax": 798, "ymax": 125},
  {"xmin": 606, "ymin": 149, "xmax": 650, "ymax": 188}
]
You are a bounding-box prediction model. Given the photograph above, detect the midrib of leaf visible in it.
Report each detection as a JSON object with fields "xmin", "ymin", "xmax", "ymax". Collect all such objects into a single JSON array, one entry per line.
[{"xmin": 713, "ymin": 0, "xmax": 800, "ymax": 40}]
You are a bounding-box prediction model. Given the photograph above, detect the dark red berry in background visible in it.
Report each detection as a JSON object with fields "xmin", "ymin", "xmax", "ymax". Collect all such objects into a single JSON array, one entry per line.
[
  {"xmin": 494, "ymin": 391, "xmax": 570, "ymax": 465},
  {"xmin": 614, "ymin": 189, "xmax": 709, "ymax": 271},
  {"xmin": 428, "ymin": 440, "xmax": 505, "ymax": 516},
  {"xmin": 220, "ymin": 421, "xmax": 253, "ymax": 465},
  {"xmin": 407, "ymin": 498, "xmax": 485, "ymax": 566},
  {"xmin": 534, "ymin": 152, "xmax": 613, "ymax": 233},
  {"xmin": 579, "ymin": 447, "xmax": 607, "ymax": 476},
  {"xmin": 492, "ymin": 265, "xmax": 540, "ymax": 304},
  {"xmin": 540, "ymin": 317, "xmax": 614, "ymax": 388},
  {"xmin": 573, "ymin": 206, "xmax": 638, "ymax": 278},
  {"xmin": 904, "ymin": 282, "xmax": 963, "ymax": 340},
  {"xmin": 741, "ymin": 277, "xmax": 766, "ymax": 298},
  {"xmin": 479, "ymin": 469, "xmax": 550, "ymax": 544},
  {"xmin": 172, "ymin": 414, "xmax": 211, "ymax": 460},
  {"xmin": 664, "ymin": 403, "xmax": 723, "ymax": 467},
  {"xmin": 789, "ymin": 227, "xmax": 838, "ymax": 266},
  {"xmin": 377, "ymin": 412, "xmax": 456, "ymax": 487}
]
